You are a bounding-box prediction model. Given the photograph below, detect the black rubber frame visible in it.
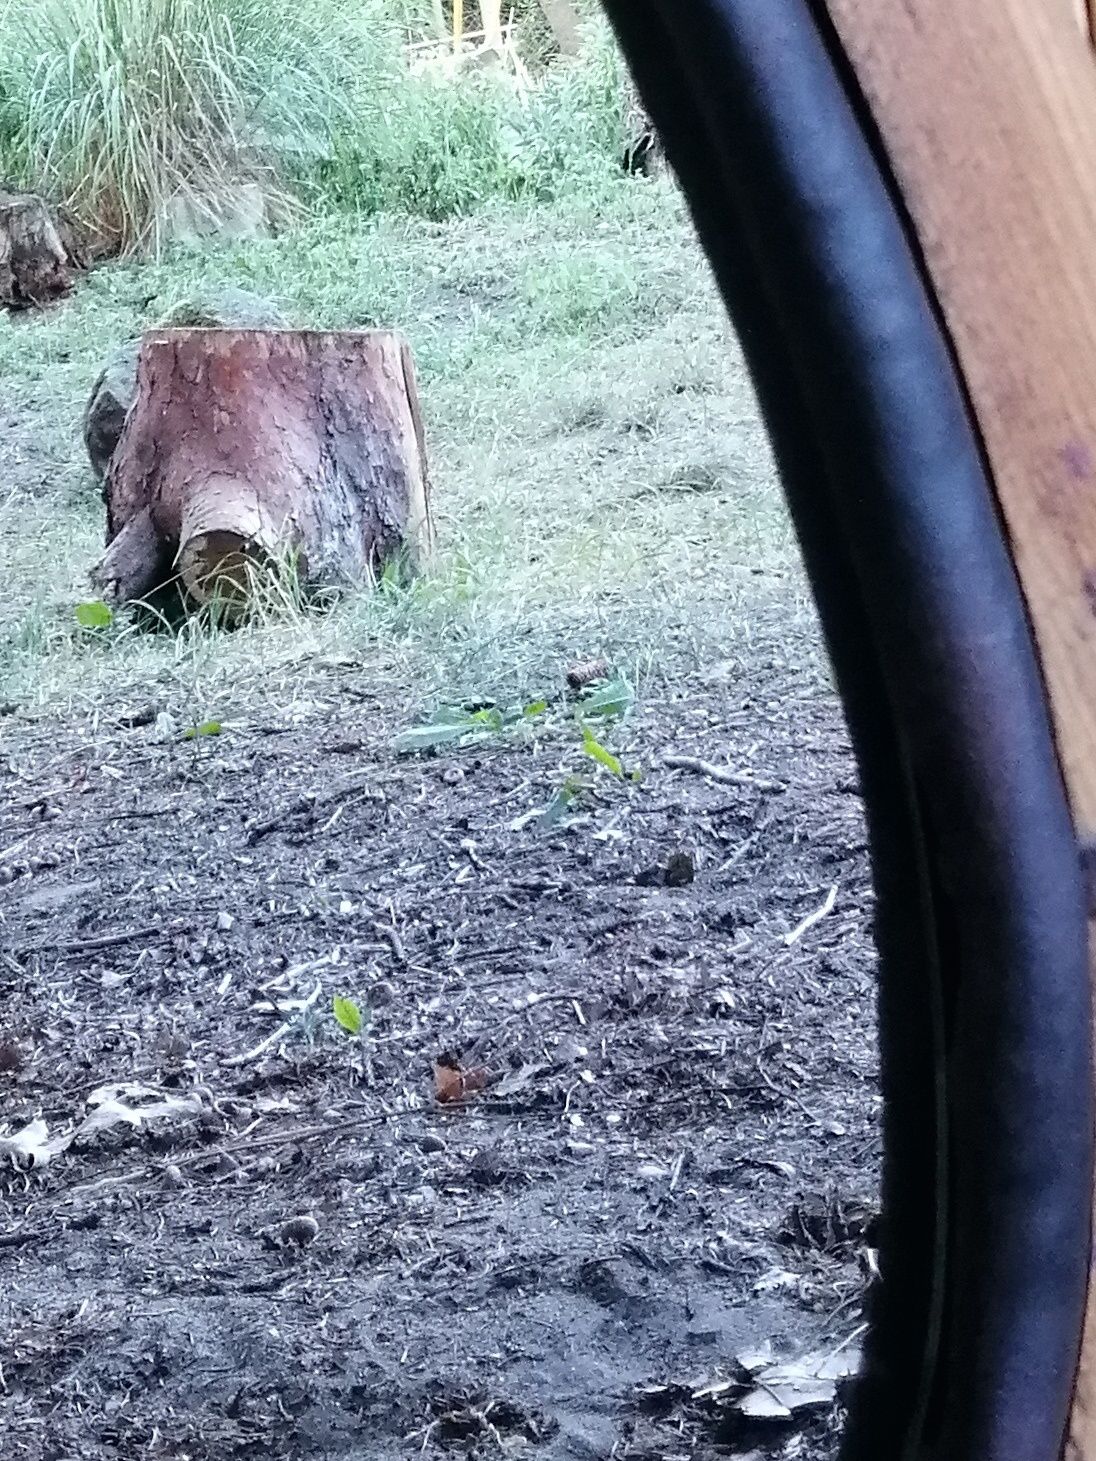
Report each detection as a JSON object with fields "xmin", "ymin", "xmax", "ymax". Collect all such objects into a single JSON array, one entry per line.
[{"xmin": 598, "ymin": 3, "xmax": 1095, "ymax": 1458}]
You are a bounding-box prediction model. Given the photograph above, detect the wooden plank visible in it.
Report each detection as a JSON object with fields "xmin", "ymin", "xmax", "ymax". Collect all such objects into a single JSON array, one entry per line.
[
  {"xmin": 818, "ymin": 1, "xmax": 1096, "ymax": 1449},
  {"xmin": 481, "ymin": 0, "xmax": 504, "ymax": 50},
  {"xmin": 823, "ymin": 0, "xmax": 1096, "ymax": 835}
]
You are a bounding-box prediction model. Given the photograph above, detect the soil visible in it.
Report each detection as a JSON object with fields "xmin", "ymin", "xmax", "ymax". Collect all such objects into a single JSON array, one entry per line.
[{"xmin": 0, "ymin": 652, "xmax": 878, "ymax": 1460}]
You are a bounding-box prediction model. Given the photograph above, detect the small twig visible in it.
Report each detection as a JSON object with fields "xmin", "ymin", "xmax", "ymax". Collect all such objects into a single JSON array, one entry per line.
[
  {"xmin": 15, "ymin": 925, "xmax": 166, "ymax": 957},
  {"xmin": 258, "ymin": 950, "xmax": 341, "ymax": 993},
  {"xmin": 460, "ymin": 838, "xmax": 490, "ymax": 871},
  {"xmin": 245, "ymin": 770, "xmax": 377, "ymax": 845},
  {"xmin": 756, "ymin": 1056, "xmax": 830, "ymax": 1130},
  {"xmin": 784, "ymin": 884, "xmax": 838, "ymax": 945},
  {"xmin": 373, "ymin": 917, "xmax": 407, "ymax": 964},
  {"xmin": 224, "ymin": 980, "xmax": 323, "ymax": 1066},
  {"xmin": 62, "ymin": 1109, "xmax": 396, "ymax": 1199},
  {"xmin": 662, "ymin": 753, "xmax": 786, "ymax": 793}
]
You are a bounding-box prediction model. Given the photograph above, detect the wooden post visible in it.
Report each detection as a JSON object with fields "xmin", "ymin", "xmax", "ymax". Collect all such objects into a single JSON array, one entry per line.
[
  {"xmin": 481, "ymin": 0, "xmax": 503, "ymax": 50},
  {"xmin": 538, "ymin": 0, "xmax": 580, "ymax": 56},
  {"xmin": 814, "ymin": 1, "xmax": 1096, "ymax": 1452},
  {"xmin": 453, "ymin": 0, "xmax": 464, "ymax": 53}
]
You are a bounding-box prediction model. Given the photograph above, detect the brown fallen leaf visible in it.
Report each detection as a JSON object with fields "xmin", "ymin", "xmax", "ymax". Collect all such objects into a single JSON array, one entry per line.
[
  {"xmin": 434, "ymin": 1054, "xmax": 488, "ymax": 1105},
  {"xmin": 566, "ymin": 657, "xmax": 610, "ymax": 691}
]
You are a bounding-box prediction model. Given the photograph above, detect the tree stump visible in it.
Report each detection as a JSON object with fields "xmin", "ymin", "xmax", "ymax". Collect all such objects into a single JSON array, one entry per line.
[
  {"xmin": 84, "ymin": 290, "xmax": 289, "ymax": 483},
  {"xmin": 0, "ymin": 192, "xmax": 85, "ymax": 308},
  {"xmin": 91, "ymin": 329, "xmax": 433, "ymax": 609}
]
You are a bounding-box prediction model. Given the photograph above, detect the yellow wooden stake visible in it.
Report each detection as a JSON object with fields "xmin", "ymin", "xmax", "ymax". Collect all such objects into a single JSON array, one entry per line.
[{"xmin": 453, "ymin": 0, "xmax": 463, "ymax": 53}]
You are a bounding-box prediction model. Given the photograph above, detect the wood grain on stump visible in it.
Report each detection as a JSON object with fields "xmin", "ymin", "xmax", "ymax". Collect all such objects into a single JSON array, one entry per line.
[{"xmin": 92, "ymin": 328, "xmax": 432, "ymax": 610}]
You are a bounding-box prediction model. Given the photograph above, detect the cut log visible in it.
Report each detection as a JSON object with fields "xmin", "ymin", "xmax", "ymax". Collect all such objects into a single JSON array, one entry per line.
[
  {"xmin": 0, "ymin": 191, "xmax": 85, "ymax": 308},
  {"xmin": 93, "ymin": 329, "xmax": 433, "ymax": 610}
]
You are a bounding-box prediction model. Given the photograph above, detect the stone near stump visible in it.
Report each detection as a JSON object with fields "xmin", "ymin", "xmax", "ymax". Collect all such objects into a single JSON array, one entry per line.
[
  {"xmin": 84, "ymin": 341, "xmax": 141, "ymax": 484},
  {"xmin": 84, "ymin": 289, "xmax": 289, "ymax": 483},
  {"xmin": 161, "ymin": 183, "xmax": 270, "ymax": 247}
]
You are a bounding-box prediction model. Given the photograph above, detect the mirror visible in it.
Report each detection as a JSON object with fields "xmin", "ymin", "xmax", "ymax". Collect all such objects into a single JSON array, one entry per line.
[{"xmin": 0, "ymin": 5, "xmax": 876, "ymax": 1457}]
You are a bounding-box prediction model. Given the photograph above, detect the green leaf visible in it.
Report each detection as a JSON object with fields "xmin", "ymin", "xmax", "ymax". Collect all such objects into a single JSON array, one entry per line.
[
  {"xmin": 394, "ymin": 696, "xmax": 549, "ymax": 755},
  {"xmin": 332, "ymin": 995, "xmax": 363, "ymax": 1035},
  {"xmin": 75, "ymin": 600, "xmax": 113, "ymax": 630},
  {"xmin": 581, "ymin": 724, "xmax": 623, "ymax": 778},
  {"xmin": 539, "ymin": 774, "xmax": 584, "ymax": 830},
  {"xmin": 182, "ymin": 720, "xmax": 222, "ymax": 740},
  {"xmin": 576, "ymin": 675, "xmax": 634, "ymax": 721}
]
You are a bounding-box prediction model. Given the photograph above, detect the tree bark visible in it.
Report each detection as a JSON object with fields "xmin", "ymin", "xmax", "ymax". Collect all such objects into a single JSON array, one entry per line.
[
  {"xmin": 94, "ymin": 329, "xmax": 433, "ymax": 610},
  {"xmin": 0, "ymin": 191, "xmax": 85, "ymax": 308}
]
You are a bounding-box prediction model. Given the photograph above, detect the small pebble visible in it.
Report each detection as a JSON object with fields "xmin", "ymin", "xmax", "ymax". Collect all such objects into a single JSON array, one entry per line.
[
  {"xmin": 216, "ymin": 910, "xmax": 235, "ymax": 932},
  {"xmin": 664, "ymin": 850, "xmax": 696, "ymax": 887},
  {"xmin": 419, "ymin": 1133, "xmax": 447, "ymax": 1155},
  {"xmin": 163, "ymin": 1164, "xmax": 185, "ymax": 1187},
  {"xmin": 280, "ymin": 1213, "xmax": 319, "ymax": 1248}
]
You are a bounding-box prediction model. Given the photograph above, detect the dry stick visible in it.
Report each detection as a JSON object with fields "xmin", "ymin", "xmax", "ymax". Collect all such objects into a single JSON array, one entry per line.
[
  {"xmin": 784, "ymin": 884, "xmax": 838, "ymax": 946},
  {"xmin": 16, "ymin": 925, "xmax": 166, "ymax": 957},
  {"xmin": 662, "ymin": 753, "xmax": 786, "ymax": 793},
  {"xmin": 223, "ymin": 980, "xmax": 323, "ymax": 1067},
  {"xmin": 245, "ymin": 769, "xmax": 377, "ymax": 845},
  {"xmin": 373, "ymin": 919, "xmax": 407, "ymax": 964},
  {"xmin": 60, "ymin": 1109, "xmax": 399, "ymax": 1202}
]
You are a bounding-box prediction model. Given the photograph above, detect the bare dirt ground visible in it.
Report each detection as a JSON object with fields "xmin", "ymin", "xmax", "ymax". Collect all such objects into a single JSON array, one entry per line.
[
  {"xmin": 0, "ymin": 642, "xmax": 877, "ymax": 1460},
  {"xmin": 0, "ymin": 181, "xmax": 878, "ymax": 1459}
]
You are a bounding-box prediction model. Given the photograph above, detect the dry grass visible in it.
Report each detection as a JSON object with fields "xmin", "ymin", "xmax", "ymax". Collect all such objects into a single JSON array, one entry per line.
[{"xmin": 0, "ymin": 180, "xmax": 816, "ymax": 732}]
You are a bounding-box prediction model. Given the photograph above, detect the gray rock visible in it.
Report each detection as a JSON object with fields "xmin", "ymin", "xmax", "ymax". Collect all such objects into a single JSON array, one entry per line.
[
  {"xmin": 84, "ymin": 339, "xmax": 140, "ymax": 483},
  {"xmin": 161, "ymin": 183, "xmax": 269, "ymax": 246},
  {"xmin": 84, "ymin": 287, "xmax": 291, "ymax": 482}
]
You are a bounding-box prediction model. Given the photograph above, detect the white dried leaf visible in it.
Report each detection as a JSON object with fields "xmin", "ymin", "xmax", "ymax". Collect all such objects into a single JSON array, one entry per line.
[
  {"xmin": 0, "ymin": 1118, "xmax": 70, "ymax": 1168},
  {"xmin": 753, "ymin": 1268, "xmax": 800, "ymax": 1294},
  {"xmin": 739, "ymin": 1388, "xmax": 794, "ymax": 1419},
  {"xmin": 737, "ymin": 1345, "xmax": 861, "ymax": 1418},
  {"xmin": 735, "ymin": 1342, "xmax": 775, "ymax": 1374},
  {"xmin": 78, "ymin": 1083, "xmax": 203, "ymax": 1139}
]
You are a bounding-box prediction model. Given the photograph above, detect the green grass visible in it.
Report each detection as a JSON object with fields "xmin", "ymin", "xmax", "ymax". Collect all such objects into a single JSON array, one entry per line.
[
  {"xmin": 0, "ymin": 179, "xmax": 810, "ymax": 725},
  {"xmin": 304, "ymin": 22, "xmax": 628, "ymax": 219},
  {"xmin": 0, "ymin": 0, "xmax": 629, "ymax": 248},
  {"xmin": 0, "ymin": 0, "xmax": 392, "ymax": 251}
]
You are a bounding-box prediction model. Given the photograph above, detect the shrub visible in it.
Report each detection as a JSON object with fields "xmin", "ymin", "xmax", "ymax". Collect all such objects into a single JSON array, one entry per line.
[
  {"xmin": 306, "ymin": 20, "xmax": 629, "ymax": 219},
  {"xmin": 0, "ymin": 0, "xmax": 394, "ymax": 252},
  {"xmin": 0, "ymin": 0, "xmax": 631, "ymax": 243}
]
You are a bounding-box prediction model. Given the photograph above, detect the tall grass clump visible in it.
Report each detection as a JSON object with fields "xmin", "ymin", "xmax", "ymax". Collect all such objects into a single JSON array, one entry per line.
[
  {"xmin": 307, "ymin": 19, "xmax": 631, "ymax": 219},
  {"xmin": 0, "ymin": 0, "xmax": 397, "ymax": 253}
]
